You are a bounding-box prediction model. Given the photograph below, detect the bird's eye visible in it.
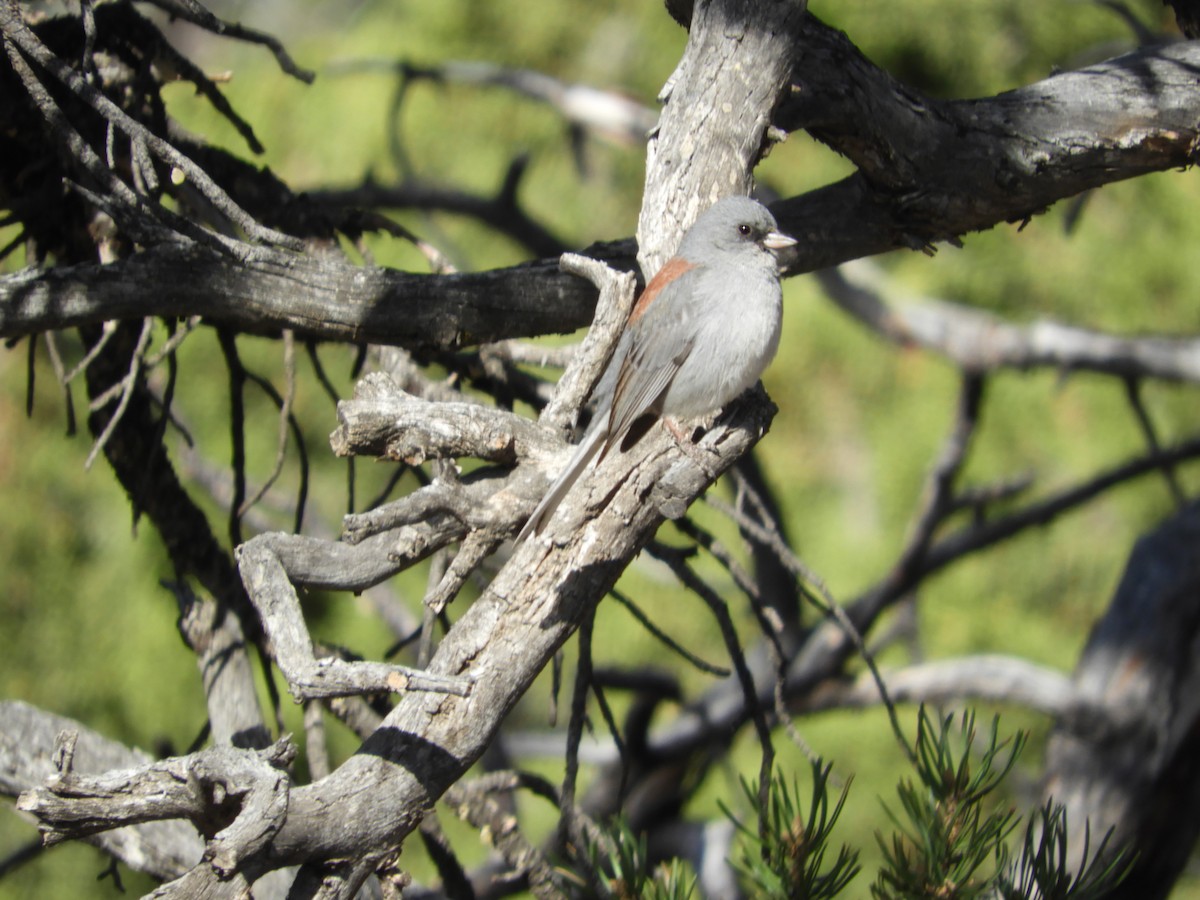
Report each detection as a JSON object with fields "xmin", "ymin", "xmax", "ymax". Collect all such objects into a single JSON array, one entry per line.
[{"xmin": 737, "ymin": 223, "xmax": 752, "ymax": 236}]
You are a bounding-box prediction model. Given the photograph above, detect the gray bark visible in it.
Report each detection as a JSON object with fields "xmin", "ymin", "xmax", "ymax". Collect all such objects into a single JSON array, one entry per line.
[
  {"xmin": 0, "ymin": 701, "xmax": 202, "ymax": 881},
  {"xmin": 1042, "ymin": 502, "xmax": 1200, "ymax": 899}
]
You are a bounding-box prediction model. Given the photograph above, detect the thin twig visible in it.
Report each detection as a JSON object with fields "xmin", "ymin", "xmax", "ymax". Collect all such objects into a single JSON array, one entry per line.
[
  {"xmin": 137, "ymin": 0, "xmax": 316, "ymax": 83},
  {"xmin": 3, "ymin": 35, "xmax": 237, "ymax": 256},
  {"xmin": 144, "ymin": 316, "xmax": 202, "ymax": 369},
  {"xmin": 41, "ymin": 332, "xmax": 77, "ymax": 435},
  {"xmin": 85, "ymin": 318, "xmax": 154, "ymax": 470},
  {"xmin": 673, "ymin": 518, "xmax": 822, "ymax": 765},
  {"xmin": 649, "ymin": 543, "xmax": 777, "ymax": 836},
  {"xmin": 711, "ymin": 482, "xmax": 917, "ymax": 765},
  {"xmin": 238, "ymin": 331, "xmax": 296, "ymax": 518},
  {"xmin": 24, "ymin": 331, "xmax": 35, "ymax": 417},
  {"xmin": 1123, "ymin": 376, "xmax": 1186, "ymax": 508},
  {"xmin": 892, "ymin": 373, "xmax": 986, "ymax": 580},
  {"xmin": 218, "ymin": 329, "xmax": 247, "ymax": 547},
  {"xmin": 609, "ymin": 588, "xmax": 730, "ymax": 677},
  {"xmin": 2, "ymin": 8, "xmax": 302, "ymax": 250},
  {"xmin": 588, "ymin": 678, "xmax": 628, "ymax": 805},
  {"xmin": 560, "ymin": 604, "xmax": 604, "ymax": 894},
  {"xmin": 423, "ymin": 531, "xmax": 502, "ymax": 615}
]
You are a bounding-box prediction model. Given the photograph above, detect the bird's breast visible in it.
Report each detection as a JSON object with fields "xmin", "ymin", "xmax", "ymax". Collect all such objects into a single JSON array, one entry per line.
[{"xmin": 664, "ymin": 270, "xmax": 783, "ymax": 419}]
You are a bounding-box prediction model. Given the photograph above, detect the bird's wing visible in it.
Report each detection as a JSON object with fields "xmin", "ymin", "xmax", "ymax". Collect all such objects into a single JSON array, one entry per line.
[
  {"xmin": 602, "ymin": 263, "xmax": 702, "ymax": 449},
  {"xmin": 603, "ymin": 337, "xmax": 692, "ymax": 454}
]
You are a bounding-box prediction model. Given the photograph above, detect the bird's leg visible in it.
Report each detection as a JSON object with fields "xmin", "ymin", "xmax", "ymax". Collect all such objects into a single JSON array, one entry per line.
[
  {"xmin": 663, "ymin": 416, "xmax": 693, "ymax": 445},
  {"xmin": 662, "ymin": 416, "xmax": 719, "ymax": 478}
]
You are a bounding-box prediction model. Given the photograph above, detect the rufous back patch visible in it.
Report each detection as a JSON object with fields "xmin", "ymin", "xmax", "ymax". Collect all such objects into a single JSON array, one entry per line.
[{"xmin": 628, "ymin": 257, "xmax": 698, "ymax": 324}]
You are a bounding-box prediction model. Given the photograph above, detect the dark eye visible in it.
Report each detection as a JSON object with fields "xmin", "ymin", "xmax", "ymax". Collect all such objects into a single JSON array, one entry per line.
[{"xmin": 737, "ymin": 223, "xmax": 752, "ymax": 236}]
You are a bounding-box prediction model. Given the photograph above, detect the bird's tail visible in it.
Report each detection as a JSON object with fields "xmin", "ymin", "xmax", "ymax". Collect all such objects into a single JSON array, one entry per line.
[{"xmin": 516, "ymin": 424, "xmax": 608, "ymax": 543}]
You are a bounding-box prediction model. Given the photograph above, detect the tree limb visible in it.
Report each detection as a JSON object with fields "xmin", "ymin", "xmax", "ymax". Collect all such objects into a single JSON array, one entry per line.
[
  {"xmin": 0, "ymin": 701, "xmax": 203, "ymax": 881},
  {"xmin": 820, "ymin": 262, "xmax": 1200, "ymax": 384},
  {"xmin": 5, "ymin": 38, "xmax": 1200, "ymax": 347}
]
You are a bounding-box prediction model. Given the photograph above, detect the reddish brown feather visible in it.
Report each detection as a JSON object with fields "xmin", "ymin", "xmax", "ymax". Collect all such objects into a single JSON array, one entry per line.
[{"xmin": 628, "ymin": 257, "xmax": 697, "ymax": 324}]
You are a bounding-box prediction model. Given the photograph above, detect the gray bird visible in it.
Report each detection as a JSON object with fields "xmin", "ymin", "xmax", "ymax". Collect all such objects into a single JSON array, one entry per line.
[{"xmin": 519, "ymin": 196, "xmax": 796, "ymax": 540}]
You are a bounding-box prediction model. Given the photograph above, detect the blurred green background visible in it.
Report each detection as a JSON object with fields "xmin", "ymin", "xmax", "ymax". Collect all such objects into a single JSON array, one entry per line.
[{"xmin": 3, "ymin": 0, "xmax": 1199, "ymax": 895}]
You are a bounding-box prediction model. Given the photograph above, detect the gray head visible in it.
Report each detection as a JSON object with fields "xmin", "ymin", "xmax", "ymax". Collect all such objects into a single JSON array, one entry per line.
[{"xmin": 677, "ymin": 196, "xmax": 796, "ymax": 264}]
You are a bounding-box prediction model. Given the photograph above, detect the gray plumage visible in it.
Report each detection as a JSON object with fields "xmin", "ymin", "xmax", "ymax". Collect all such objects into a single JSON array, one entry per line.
[{"xmin": 518, "ymin": 196, "xmax": 795, "ymax": 540}]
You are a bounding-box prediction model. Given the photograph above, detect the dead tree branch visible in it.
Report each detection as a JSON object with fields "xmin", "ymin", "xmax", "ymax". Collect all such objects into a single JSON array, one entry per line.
[{"xmin": 820, "ymin": 262, "xmax": 1200, "ymax": 384}]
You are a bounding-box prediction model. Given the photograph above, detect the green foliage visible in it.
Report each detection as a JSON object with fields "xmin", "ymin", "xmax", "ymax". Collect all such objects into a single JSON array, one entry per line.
[
  {"xmin": 725, "ymin": 760, "xmax": 861, "ymax": 899},
  {"xmin": 863, "ymin": 708, "xmax": 1132, "ymax": 900},
  {"xmin": 587, "ymin": 817, "xmax": 698, "ymax": 900},
  {"xmin": 873, "ymin": 708, "xmax": 1024, "ymax": 898},
  {"xmin": 996, "ymin": 800, "xmax": 1132, "ymax": 900},
  {"xmin": 679, "ymin": 709, "xmax": 1130, "ymax": 900}
]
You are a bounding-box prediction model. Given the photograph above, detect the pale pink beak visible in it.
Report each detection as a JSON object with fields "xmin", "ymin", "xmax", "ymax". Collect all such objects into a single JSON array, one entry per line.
[{"xmin": 764, "ymin": 230, "xmax": 797, "ymax": 251}]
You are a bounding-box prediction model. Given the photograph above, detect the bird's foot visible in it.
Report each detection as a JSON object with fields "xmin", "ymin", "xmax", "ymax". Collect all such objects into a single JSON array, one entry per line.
[{"xmin": 663, "ymin": 416, "xmax": 716, "ymax": 474}]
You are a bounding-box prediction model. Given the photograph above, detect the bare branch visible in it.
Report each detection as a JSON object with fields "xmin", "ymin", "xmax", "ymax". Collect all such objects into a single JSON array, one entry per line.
[
  {"xmin": 423, "ymin": 530, "xmax": 503, "ymax": 615},
  {"xmin": 638, "ymin": 0, "xmax": 808, "ymax": 270},
  {"xmin": 538, "ymin": 253, "xmax": 638, "ymax": 432},
  {"xmin": 137, "ymin": 0, "xmax": 315, "ymax": 83},
  {"xmin": 803, "ymin": 655, "xmax": 1077, "ymax": 717},
  {"xmin": 0, "ymin": 243, "xmax": 608, "ymax": 347},
  {"xmin": 331, "ymin": 372, "xmax": 556, "ymax": 465},
  {"xmin": 84, "ymin": 316, "xmax": 153, "ymax": 468},
  {"xmin": 0, "ymin": 4, "xmax": 303, "ymax": 250},
  {"xmin": 332, "ymin": 58, "xmax": 659, "ymax": 146},
  {"xmin": 0, "ymin": 701, "xmax": 202, "ymax": 880},
  {"xmin": 225, "ymin": 390, "xmax": 775, "ymax": 873},
  {"xmin": 167, "ymin": 580, "xmax": 272, "ymax": 751},
  {"xmin": 18, "ymin": 731, "xmax": 294, "ymax": 870},
  {"xmin": 891, "ymin": 373, "xmax": 986, "ymax": 578},
  {"xmin": 304, "ymin": 169, "xmax": 570, "ymax": 260},
  {"xmin": 820, "ymin": 262, "xmax": 1200, "ymax": 383},
  {"xmin": 774, "ymin": 20, "xmax": 1200, "ymax": 265},
  {"xmin": 1123, "ymin": 376, "xmax": 1187, "ymax": 506},
  {"xmin": 1043, "ymin": 500, "xmax": 1200, "ymax": 893},
  {"xmin": 237, "ymin": 540, "xmax": 474, "ymax": 700},
  {"xmin": 443, "ymin": 772, "xmax": 567, "ymax": 897}
]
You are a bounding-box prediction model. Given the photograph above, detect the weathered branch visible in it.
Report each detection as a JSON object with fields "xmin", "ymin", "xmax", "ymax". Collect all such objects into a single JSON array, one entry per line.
[
  {"xmin": 237, "ymin": 541, "xmax": 474, "ymax": 700},
  {"xmin": 637, "ymin": 432, "xmax": 1200, "ymax": 764},
  {"xmin": 17, "ymin": 734, "xmax": 294, "ymax": 860},
  {"xmin": 4, "ymin": 38, "xmax": 1200, "ymax": 346},
  {"xmin": 336, "ymin": 58, "xmax": 659, "ymax": 146},
  {"xmin": 10, "ymin": 1, "xmax": 1200, "ymax": 895},
  {"xmin": 637, "ymin": 0, "xmax": 808, "ymax": 269},
  {"xmin": 168, "ymin": 581, "xmax": 272, "ymax": 751},
  {"xmin": 1041, "ymin": 504, "xmax": 1200, "ymax": 897},
  {"xmin": 0, "ymin": 243, "xmax": 606, "ymax": 347},
  {"xmin": 821, "ymin": 262, "xmax": 1200, "ymax": 383},
  {"xmin": 0, "ymin": 3, "xmax": 302, "ymax": 252},
  {"xmin": 537, "ymin": 253, "xmax": 638, "ymax": 432},
  {"xmin": 331, "ymin": 373, "xmax": 554, "ymax": 466},
  {"xmin": 1042, "ymin": 501, "xmax": 1200, "ymax": 899},
  {"xmin": 804, "ymin": 656, "xmax": 1076, "ymax": 717},
  {"xmin": 0, "ymin": 701, "xmax": 202, "ymax": 881},
  {"xmin": 304, "ymin": 169, "xmax": 570, "ymax": 260},
  {"xmin": 221, "ymin": 392, "xmax": 775, "ymax": 880},
  {"xmin": 774, "ymin": 17, "xmax": 1200, "ymax": 264}
]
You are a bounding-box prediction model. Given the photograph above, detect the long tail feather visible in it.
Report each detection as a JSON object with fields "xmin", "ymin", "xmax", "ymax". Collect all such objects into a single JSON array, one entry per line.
[{"xmin": 516, "ymin": 425, "xmax": 609, "ymax": 542}]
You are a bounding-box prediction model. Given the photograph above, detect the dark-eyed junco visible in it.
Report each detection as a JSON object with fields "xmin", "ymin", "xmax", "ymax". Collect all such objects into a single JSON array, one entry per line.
[{"xmin": 519, "ymin": 195, "xmax": 796, "ymax": 540}]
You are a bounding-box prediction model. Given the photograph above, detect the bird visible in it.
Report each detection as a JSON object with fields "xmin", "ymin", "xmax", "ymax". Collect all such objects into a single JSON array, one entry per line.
[{"xmin": 518, "ymin": 195, "xmax": 796, "ymax": 541}]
